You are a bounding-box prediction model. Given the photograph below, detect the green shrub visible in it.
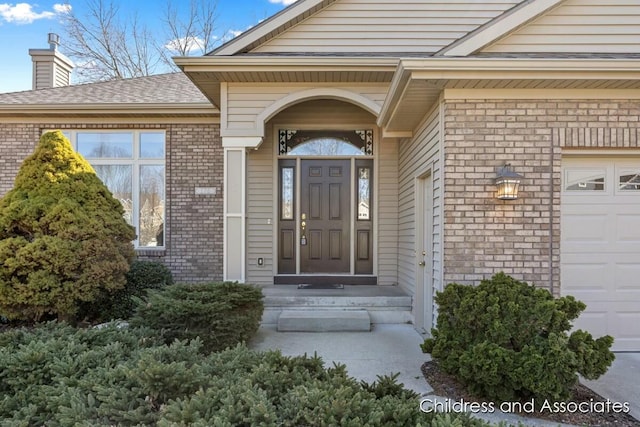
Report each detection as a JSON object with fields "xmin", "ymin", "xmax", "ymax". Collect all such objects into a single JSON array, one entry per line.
[
  {"xmin": 0, "ymin": 322, "xmax": 491, "ymax": 426},
  {"xmin": 422, "ymin": 272, "xmax": 615, "ymax": 403},
  {"xmin": 0, "ymin": 131, "xmax": 136, "ymax": 321},
  {"xmin": 126, "ymin": 260, "xmax": 174, "ymax": 291},
  {"xmin": 130, "ymin": 282, "xmax": 264, "ymax": 353},
  {"xmin": 81, "ymin": 260, "xmax": 174, "ymax": 322}
]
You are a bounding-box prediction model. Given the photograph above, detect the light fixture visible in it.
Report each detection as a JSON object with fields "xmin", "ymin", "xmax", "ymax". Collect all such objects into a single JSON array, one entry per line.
[{"xmin": 495, "ymin": 164, "xmax": 523, "ymax": 200}]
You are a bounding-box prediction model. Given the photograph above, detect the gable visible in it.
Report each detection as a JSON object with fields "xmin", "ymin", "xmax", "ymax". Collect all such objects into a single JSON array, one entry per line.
[
  {"xmin": 251, "ymin": 0, "xmax": 522, "ymax": 54},
  {"xmin": 483, "ymin": 0, "xmax": 640, "ymax": 54}
]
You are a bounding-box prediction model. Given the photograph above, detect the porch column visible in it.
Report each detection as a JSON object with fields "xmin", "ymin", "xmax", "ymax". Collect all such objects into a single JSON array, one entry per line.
[{"xmin": 222, "ymin": 137, "xmax": 262, "ymax": 282}]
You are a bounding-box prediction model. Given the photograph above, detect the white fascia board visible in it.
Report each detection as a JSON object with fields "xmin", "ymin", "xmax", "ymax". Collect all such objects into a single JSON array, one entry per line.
[
  {"xmin": 0, "ymin": 103, "xmax": 219, "ymax": 115},
  {"xmin": 174, "ymin": 56, "xmax": 399, "ymax": 72},
  {"xmin": 376, "ymin": 63, "xmax": 412, "ymax": 129},
  {"xmin": 212, "ymin": 0, "xmax": 329, "ymax": 56},
  {"xmin": 439, "ymin": 0, "xmax": 566, "ymax": 57},
  {"xmin": 443, "ymin": 88, "xmax": 640, "ymax": 100},
  {"xmin": 399, "ymin": 58, "xmax": 640, "ymax": 75}
]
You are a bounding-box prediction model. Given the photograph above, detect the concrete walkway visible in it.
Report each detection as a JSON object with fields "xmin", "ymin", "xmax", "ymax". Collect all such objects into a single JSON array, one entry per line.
[
  {"xmin": 249, "ymin": 323, "xmax": 432, "ymax": 395},
  {"xmin": 582, "ymin": 352, "xmax": 640, "ymax": 422},
  {"xmin": 248, "ymin": 324, "xmax": 578, "ymax": 426}
]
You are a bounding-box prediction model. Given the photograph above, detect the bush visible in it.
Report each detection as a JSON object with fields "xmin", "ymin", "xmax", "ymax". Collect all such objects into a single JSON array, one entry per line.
[
  {"xmin": 126, "ymin": 260, "xmax": 174, "ymax": 291},
  {"xmin": 130, "ymin": 282, "xmax": 264, "ymax": 353},
  {"xmin": 0, "ymin": 131, "xmax": 135, "ymax": 321},
  {"xmin": 0, "ymin": 322, "xmax": 491, "ymax": 426},
  {"xmin": 422, "ymin": 272, "xmax": 615, "ymax": 403},
  {"xmin": 81, "ymin": 260, "xmax": 174, "ymax": 322}
]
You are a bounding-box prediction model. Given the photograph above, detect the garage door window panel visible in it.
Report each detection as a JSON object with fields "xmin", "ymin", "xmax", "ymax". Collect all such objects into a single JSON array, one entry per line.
[
  {"xmin": 564, "ymin": 168, "xmax": 606, "ymax": 192},
  {"xmin": 618, "ymin": 170, "xmax": 640, "ymax": 192}
]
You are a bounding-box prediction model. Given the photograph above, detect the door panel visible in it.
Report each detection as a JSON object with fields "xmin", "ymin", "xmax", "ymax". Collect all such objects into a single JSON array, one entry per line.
[
  {"xmin": 300, "ymin": 160, "xmax": 351, "ymax": 273},
  {"xmin": 357, "ymin": 230, "xmax": 370, "ymax": 260},
  {"xmin": 280, "ymin": 230, "xmax": 295, "ymax": 261}
]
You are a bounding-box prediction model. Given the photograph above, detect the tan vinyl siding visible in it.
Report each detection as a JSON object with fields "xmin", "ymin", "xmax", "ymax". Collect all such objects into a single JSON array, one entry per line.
[
  {"xmin": 34, "ymin": 62, "xmax": 53, "ymax": 90},
  {"xmin": 246, "ymin": 135, "xmax": 275, "ymax": 285},
  {"xmin": 484, "ymin": 0, "xmax": 640, "ymax": 54},
  {"xmin": 397, "ymin": 105, "xmax": 442, "ymax": 297},
  {"xmin": 246, "ymin": 99, "xmax": 379, "ymax": 284},
  {"xmin": 377, "ymin": 138, "xmax": 399, "ymax": 285},
  {"xmin": 225, "ymin": 83, "xmax": 388, "ymax": 134},
  {"xmin": 53, "ymin": 66, "xmax": 70, "ymax": 88},
  {"xmin": 253, "ymin": 0, "xmax": 521, "ymax": 54}
]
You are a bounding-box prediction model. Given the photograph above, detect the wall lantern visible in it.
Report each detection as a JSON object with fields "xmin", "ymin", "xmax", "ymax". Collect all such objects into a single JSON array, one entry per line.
[{"xmin": 495, "ymin": 164, "xmax": 523, "ymax": 200}]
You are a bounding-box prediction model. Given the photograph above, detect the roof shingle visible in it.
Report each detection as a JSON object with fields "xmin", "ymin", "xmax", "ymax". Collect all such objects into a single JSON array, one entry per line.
[{"xmin": 0, "ymin": 73, "xmax": 209, "ymax": 105}]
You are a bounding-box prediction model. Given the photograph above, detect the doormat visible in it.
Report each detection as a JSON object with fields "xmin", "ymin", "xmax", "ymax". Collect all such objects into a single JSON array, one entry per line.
[{"xmin": 297, "ymin": 284, "xmax": 344, "ymax": 290}]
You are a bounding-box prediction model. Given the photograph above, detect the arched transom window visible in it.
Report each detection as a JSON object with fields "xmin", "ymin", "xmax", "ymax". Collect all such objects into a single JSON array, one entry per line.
[{"xmin": 278, "ymin": 129, "xmax": 373, "ymax": 156}]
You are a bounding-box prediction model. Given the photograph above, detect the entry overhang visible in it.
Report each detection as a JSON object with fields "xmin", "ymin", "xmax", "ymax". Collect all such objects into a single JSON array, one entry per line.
[
  {"xmin": 174, "ymin": 56, "xmax": 398, "ymax": 109},
  {"xmin": 378, "ymin": 58, "xmax": 640, "ymax": 135}
]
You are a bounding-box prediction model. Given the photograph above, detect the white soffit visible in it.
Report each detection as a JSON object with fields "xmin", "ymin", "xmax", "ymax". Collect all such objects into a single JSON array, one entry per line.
[{"xmin": 379, "ymin": 57, "xmax": 640, "ymax": 133}]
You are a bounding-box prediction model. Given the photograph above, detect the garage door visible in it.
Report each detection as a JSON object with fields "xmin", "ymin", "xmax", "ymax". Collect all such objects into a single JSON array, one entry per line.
[{"xmin": 561, "ymin": 157, "xmax": 640, "ymax": 351}]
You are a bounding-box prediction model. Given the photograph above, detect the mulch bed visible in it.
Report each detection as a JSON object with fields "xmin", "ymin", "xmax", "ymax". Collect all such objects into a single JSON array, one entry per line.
[{"xmin": 421, "ymin": 360, "xmax": 639, "ymax": 427}]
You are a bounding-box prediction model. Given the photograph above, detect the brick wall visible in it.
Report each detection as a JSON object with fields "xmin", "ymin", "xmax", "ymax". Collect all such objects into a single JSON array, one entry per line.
[
  {"xmin": 0, "ymin": 124, "xmax": 40, "ymax": 196},
  {"xmin": 0, "ymin": 122, "xmax": 224, "ymax": 283},
  {"xmin": 443, "ymin": 100, "xmax": 640, "ymax": 294}
]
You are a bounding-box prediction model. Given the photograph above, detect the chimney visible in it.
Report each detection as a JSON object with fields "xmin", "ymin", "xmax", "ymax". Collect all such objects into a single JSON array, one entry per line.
[{"xmin": 28, "ymin": 33, "xmax": 74, "ymax": 90}]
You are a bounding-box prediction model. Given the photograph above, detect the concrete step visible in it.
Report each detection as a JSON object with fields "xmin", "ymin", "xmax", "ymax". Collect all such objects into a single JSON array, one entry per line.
[
  {"xmin": 278, "ymin": 309, "xmax": 371, "ymax": 332},
  {"xmin": 262, "ymin": 285, "xmax": 412, "ymax": 325}
]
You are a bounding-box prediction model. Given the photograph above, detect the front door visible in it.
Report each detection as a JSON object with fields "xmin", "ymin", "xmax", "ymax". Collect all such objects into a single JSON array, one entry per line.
[
  {"xmin": 300, "ymin": 159, "xmax": 351, "ymax": 273},
  {"xmin": 276, "ymin": 129, "xmax": 375, "ymax": 282}
]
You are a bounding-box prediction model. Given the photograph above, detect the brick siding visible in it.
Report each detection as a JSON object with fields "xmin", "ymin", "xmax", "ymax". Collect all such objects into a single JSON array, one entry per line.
[
  {"xmin": 0, "ymin": 124, "xmax": 40, "ymax": 196},
  {"xmin": 443, "ymin": 100, "xmax": 640, "ymax": 294},
  {"xmin": 0, "ymin": 123, "xmax": 223, "ymax": 283}
]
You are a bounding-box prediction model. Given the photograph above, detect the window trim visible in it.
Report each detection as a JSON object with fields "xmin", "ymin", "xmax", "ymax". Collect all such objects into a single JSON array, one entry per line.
[
  {"xmin": 278, "ymin": 129, "xmax": 374, "ymax": 157},
  {"xmin": 60, "ymin": 130, "xmax": 166, "ymax": 249}
]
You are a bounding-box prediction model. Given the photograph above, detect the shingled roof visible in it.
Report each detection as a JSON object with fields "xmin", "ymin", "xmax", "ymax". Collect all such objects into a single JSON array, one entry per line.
[{"xmin": 0, "ymin": 72, "xmax": 209, "ymax": 106}]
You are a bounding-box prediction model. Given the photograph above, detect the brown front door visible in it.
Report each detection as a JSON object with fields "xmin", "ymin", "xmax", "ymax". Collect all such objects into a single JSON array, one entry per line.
[{"xmin": 300, "ymin": 159, "xmax": 350, "ymax": 273}]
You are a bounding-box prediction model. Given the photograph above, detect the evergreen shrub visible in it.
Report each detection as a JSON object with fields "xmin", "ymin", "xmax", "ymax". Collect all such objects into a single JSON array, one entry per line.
[
  {"xmin": 421, "ymin": 272, "xmax": 615, "ymax": 403},
  {"xmin": 0, "ymin": 322, "xmax": 492, "ymax": 426},
  {"xmin": 130, "ymin": 282, "xmax": 264, "ymax": 353},
  {"xmin": 126, "ymin": 260, "xmax": 174, "ymax": 291},
  {"xmin": 82, "ymin": 260, "xmax": 174, "ymax": 321},
  {"xmin": 0, "ymin": 131, "xmax": 135, "ymax": 321}
]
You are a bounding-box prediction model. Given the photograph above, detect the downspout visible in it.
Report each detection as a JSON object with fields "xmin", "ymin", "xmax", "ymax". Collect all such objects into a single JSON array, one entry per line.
[{"xmin": 549, "ymin": 128, "xmax": 557, "ymax": 294}]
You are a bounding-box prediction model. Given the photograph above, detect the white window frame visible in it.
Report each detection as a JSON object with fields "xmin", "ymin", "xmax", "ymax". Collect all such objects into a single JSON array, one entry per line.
[{"xmin": 61, "ymin": 130, "xmax": 166, "ymax": 249}]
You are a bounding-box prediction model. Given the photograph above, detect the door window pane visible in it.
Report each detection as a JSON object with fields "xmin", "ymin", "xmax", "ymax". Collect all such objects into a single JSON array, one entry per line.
[
  {"xmin": 140, "ymin": 132, "xmax": 165, "ymax": 158},
  {"xmin": 139, "ymin": 165, "xmax": 165, "ymax": 247},
  {"xmin": 93, "ymin": 165, "xmax": 133, "ymax": 225},
  {"xmin": 358, "ymin": 167, "xmax": 370, "ymax": 220},
  {"xmin": 77, "ymin": 132, "xmax": 133, "ymax": 158},
  {"xmin": 281, "ymin": 167, "xmax": 294, "ymax": 220}
]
